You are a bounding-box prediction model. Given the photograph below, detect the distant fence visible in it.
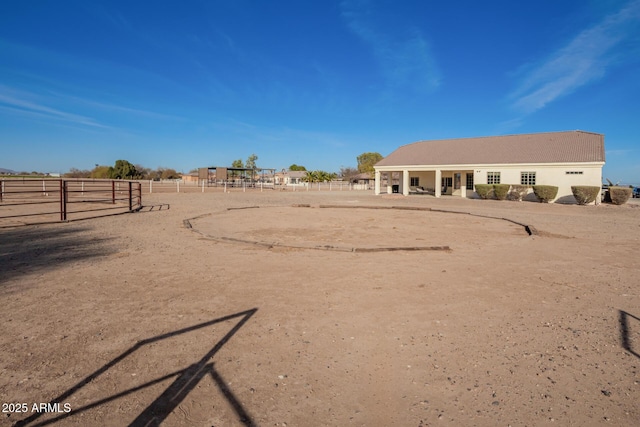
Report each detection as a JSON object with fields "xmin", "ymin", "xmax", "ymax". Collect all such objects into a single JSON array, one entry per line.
[
  {"xmin": 0, "ymin": 178, "xmax": 142, "ymax": 227},
  {"xmin": 139, "ymin": 179, "xmax": 373, "ymax": 194}
]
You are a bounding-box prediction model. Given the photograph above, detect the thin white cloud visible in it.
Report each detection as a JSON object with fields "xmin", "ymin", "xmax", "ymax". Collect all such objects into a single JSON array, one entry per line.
[
  {"xmin": 0, "ymin": 86, "xmax": 108, "ymax": 128},
  {"xmin": 510, "ymin": 0, "xmax": 640, "ymax": 114},
  {"xmin": 340, "ymin": 0, "xmax": 440, "ymax": 93}
]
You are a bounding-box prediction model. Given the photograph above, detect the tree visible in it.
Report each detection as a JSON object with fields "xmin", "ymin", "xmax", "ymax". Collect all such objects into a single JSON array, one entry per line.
[
  {"xmin": 289, "ymin": 164, "xmax": 307, "ymax": 171},
  {"xmin": 231, "ymin": 159, "xmax": 244, "ymax": 168},
  {"xmin": 90, "ymin": 165, "xmax": 111, "ymax": 179},
  {"xmin": 339, "ymin": 166, "xmax": 359, "ymax": 182},
  {"xmin": 303, "ymin": 170, "xmax": 336, "ymax": 183},
  {"xmin": 246, "ymin": 154, "xmax": 258, "ymax": 181},
  {"xmin": 136, "ymin": 164, "xmax": 152, "ymax": 180},
  {"xmin": 160, "ymin": 168, "xmax": 180, "ymax": 180},
  {"xmin": 246, "ymin": 153, "xmax": 258, "ymax": 169},
  {"xmin": 357, "ymin": 152, "xmax": 383, "ymax": 174},
  {"xmin": 64, "ymin": 168, "xmax": 91, "ymax": 178},
  {"xmin": 108, "ymin": 160, "xmax": 139, "ymax": 179}
]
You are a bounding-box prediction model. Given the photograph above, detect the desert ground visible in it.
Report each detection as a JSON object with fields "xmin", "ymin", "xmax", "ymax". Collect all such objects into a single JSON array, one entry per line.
[{"xmin": 1, "ymin": 189, "xmax": 639, "ymax": 426}]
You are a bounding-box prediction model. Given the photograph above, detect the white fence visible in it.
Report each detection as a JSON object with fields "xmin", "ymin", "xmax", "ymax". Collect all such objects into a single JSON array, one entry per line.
[{"xmin": 140, "ymin": 180, "xmax": 373, "ymax": 194}]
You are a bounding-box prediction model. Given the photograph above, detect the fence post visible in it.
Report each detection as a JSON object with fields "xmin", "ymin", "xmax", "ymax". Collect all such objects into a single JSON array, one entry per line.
[
  {"xmin": 1, "ymin": 180, "xmax": 3, "ymax": 202},
  {"xmin": 177, "ymin": 181, "xmax": 180, "ymax": 193},
  {"xmin": 128, "ymin": 181, "xmax": 133, "ymax": 211},
  {"xmin": 138, "ymin": 182, "xmax": 142, "ymax": 208},
  {"xmin": 60, "ymin": 180, "xmax": 68, "ymax": 221},
  {"xmin": 150, "ymin": 180, "xmax": 153, "ymax": 194},
  {"xmin": 112, "ymin": 181, "xmax": 116, "ymax": 204}
]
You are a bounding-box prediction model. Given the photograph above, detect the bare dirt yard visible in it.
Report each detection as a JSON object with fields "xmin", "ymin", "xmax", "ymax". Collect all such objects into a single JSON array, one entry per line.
[{"xmin": 1, "ymin": 190, "xmax": 639, "ymax": 426}]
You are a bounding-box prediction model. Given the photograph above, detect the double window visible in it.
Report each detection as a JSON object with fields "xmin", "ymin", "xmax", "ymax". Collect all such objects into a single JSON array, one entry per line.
[
  {"xmin": 410, "ymin": 177, "xmax": 420, "ymax": 187},
  {"xmin": 521, "ymin": 172, "xmax": 536, "ymax": 185},
  {"xmin": 487, "ymin": 172, "xmax": 500, "ymax": 184}
]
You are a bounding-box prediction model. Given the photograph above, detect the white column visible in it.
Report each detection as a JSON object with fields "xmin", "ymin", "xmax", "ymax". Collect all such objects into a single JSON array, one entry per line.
[
  {"xmin": 374, "ymin": 170, "xmax": 381, "ymax": 195},
  {"xmin": 435, "ymin": 169, "xmax": 442, "ymax": 198},
  {"xmin": 402, "ymin": 170, "xmax": 410, "ymax": 196},
  {"xmin": 461, "ymin": 173, "xmax": 467, "ymax": 198}
]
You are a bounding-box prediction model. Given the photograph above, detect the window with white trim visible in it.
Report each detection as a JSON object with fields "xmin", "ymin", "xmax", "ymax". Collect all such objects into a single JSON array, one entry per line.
[
  {"xmin": 521, "ymin": 172, "xmax": 536, "ymax": 185},
  {"xmin": 410, "ymin": 177, "xmax": 419, "ymax": 186},
  {"xmin": 487, "ymin": 172, "xmax": 500, "ymax": 184}
]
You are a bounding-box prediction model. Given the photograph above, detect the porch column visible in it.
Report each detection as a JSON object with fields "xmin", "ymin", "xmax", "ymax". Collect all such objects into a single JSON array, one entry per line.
[
  {"xmin": 402, "ymin": 169, "xmax": 409, "ymax": 196},
  {"xmin": 374, "ymin": 170, "xmax": 381, "ymax": 195},
  {"xmin": 461, "ymin": 173, "xmax": 467, "ymax": 198},
  {"xmin": 435, "ymin": 169, "xmax": 442, "ymax": 198},
  {"xmin": 386, "ymin": 172, "xmax": 392, "ymax": 194}
]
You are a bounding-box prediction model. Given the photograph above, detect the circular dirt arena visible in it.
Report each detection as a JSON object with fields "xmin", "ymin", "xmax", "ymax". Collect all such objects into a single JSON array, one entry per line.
[
  {"xmin": 2, "ymin": 191, "xmax": 639, "ymax": 427},
  {"xmin": 187, "ymin": 205, "xmax": 528, "ymax": 252}
]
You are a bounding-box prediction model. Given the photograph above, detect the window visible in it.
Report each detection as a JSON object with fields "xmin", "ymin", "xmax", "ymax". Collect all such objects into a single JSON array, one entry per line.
[
  {"xmin": 466, "ymin": 173, "xmax": 474, "ymax": 190},
  {"xmin": 566, "ymin": 171, "xmax": 583, "ymax": 175},
  {"xmin": 521, "ymin": 172, "xmax": 536, "ymax": 185},
  {"xmin": 441, "ymin": 177, "xmax": 452, "ymax": 191},
  {"xmin": 410, "ymin": 177, "xmax": 419, "ymax": 186},
  {"xmin": 487, "ymin": 172, "xmax": 500, "ymax": 184}
]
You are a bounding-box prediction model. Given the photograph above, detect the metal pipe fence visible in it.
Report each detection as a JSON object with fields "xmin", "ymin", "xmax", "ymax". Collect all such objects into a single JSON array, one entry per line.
[{"xmin": 0, "ymin": 178, "xmax": 142, "ymax": 227}]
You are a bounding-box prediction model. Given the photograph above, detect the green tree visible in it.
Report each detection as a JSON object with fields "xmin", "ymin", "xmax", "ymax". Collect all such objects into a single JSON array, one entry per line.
[
  {"xmin": 231, "ymin": 159, "xmax": 244, "ymax": 168},
  {"xmin": 289, "ymin": 164, "xmax": 307, "ymax": 171},
  {"xmin": 108, "ymin": 160, "xmax": 139, "ymax": 179},
  {"xmin": 246, "ymin": 153, "xmax": 258, "ymax": 181},
  {"xmin": 246, "ymin": 153, "xmax": 258, "ymax": 169},
  {"xmin": 304, "ymin": 170, "xmax": 336, "ymax": 183},
  {"xmin": 357, "ymin": 152, "xmax": 383, "ymax": 174}
]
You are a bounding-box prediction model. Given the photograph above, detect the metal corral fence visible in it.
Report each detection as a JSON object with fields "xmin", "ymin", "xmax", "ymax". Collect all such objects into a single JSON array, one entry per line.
[
  {"xmin": 139, "ymin": 179, "xmax": 373, "ymax": 194},
  {"xmin": 0, "ymin": 178, "xmax": 141, "ymax": 227}
]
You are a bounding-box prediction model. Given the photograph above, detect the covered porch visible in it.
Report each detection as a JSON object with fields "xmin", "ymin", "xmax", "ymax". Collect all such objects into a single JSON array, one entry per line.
[{"xmin": 374, "ymin": 169, "xmax": 475, "ymax": 198}]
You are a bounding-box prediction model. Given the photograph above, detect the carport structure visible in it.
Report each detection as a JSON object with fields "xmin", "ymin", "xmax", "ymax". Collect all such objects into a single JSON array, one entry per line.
[{"xmin": 198, "ymin": 166, "xmax": 277, "ymax": 188}]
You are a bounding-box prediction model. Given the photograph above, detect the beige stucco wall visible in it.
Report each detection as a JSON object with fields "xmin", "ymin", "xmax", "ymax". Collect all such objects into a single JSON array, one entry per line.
[{"xmin": 471, "ymin": 163, "xmax": 603, "ymax": 202}]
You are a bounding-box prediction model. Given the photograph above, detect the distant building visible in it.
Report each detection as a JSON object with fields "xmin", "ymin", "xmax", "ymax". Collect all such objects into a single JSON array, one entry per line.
[
  {"xmin": 374, "ymin": 130, "xmax": 605, "ymax": 203},
  {"xmin": 275, "ymin": 170, "xmax": 307, "ymax": 185}
]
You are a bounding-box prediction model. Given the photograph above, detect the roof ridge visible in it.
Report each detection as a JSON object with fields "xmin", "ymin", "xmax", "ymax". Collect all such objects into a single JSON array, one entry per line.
[{"xmin": 402, "ymin": 130, "xmax": 602, "ymax": 148}]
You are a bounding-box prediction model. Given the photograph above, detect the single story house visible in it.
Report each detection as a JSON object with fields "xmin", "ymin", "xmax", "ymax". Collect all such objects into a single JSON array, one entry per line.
[
  {"xmin": 274, "ymin": 170, "xmax": 307, "ymax": 185},
  {"xmin": 374, "ymin": 130, "xmax": 605, "ymax": 203},
  {"xmin": 350, "ymin": 172, "xmax": 374, "ymax": 185}
]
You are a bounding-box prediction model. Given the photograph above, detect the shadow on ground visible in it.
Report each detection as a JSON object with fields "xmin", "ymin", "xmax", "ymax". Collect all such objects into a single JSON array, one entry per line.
[
  {"xmin": 13, "ymin": 308, "xmax": 258, "ymax": 427},
  {"xmin": 620, "ymin": 310, "xmax": 640, "ymax": 359},
  {"xmin": 0, "ymin": 224, "xmax": 115, "ymax": 287}
]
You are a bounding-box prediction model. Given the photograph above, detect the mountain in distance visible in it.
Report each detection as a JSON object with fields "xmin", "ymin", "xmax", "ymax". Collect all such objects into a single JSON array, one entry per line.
[{"xmin": 0, "ymin": 168, "xmax": 17, "ymax": 174}]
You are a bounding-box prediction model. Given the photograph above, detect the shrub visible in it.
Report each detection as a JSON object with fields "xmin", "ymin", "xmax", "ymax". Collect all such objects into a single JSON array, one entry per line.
[
  {"xmin": 508, "ymin": 184, "xmax": 529, "ymax": 201},
  {"xmin": 571, "ymin": 186, "xmax": 601, "ymax": 205},
  {"xmin": 532, "ymin": 185, "xmax": 558, "ymax": 203},
  {"xmin": 475, "ymin": 184, "xmax": 494, "ymax": 199},
  {"xmin": 493, "ymin": 184, "xmax": 510, "ymax": 200},
  {"xmin": 608, "ymin": 186, "xmax": 632, "ymax": 205}
]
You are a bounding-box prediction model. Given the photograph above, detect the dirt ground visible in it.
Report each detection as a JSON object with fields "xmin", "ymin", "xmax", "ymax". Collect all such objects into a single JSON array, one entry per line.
[{"xmin": 1, "ymin": 190, "xmax": 639, "ymax": 426}]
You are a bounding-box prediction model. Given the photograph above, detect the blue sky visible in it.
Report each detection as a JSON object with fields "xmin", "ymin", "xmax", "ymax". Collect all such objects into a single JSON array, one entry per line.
[{"xmin": 1, "ymin": 0, "xmax": 639, "ymax": 183}]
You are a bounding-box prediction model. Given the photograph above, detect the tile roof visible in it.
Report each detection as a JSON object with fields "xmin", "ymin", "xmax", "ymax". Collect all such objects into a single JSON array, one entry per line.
[{"xmin": 375, "ymin": 131, "xmax": 605, "ymax": 167}]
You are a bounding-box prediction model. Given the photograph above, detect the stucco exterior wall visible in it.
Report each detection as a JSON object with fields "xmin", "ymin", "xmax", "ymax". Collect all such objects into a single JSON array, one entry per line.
[{"xmin": 472, "ymin": 163, "xmax": 602, "ymax": 202}]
